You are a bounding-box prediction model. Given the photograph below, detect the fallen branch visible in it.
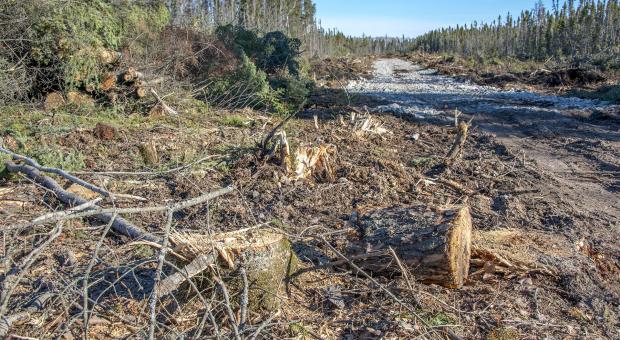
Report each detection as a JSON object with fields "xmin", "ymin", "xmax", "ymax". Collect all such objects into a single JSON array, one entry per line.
[
  {"xmin": 10, "ymin": 183, "xmax": 234, "ymax": 232},
  {"xmin": 150, "ymin": 89, "xmax": 179, "ymax": 115},
  {"xmin": 260, "ymin": 101, "xmax": 306, "ymax": 158},
  {"xmin": 155, "ymin": 253, "xmax": 216, "ymax": 297},
  {"xmin": 0, "ymin": 293, "xmax": 54, "ymax": 337},
  {"xmin": 0, "ymin": 223, "xmax": 62, "ymax": 320},
  {"xmin": 5, "ymin": 161, "xmax": 160, "ymax": 242},
  {"xmin": 0, "ymin": 147, "xmax": 142, "ymax": 201}
]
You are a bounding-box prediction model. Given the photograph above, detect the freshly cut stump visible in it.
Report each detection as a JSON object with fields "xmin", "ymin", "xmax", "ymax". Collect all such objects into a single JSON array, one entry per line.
[
  {"xmin": 165, "ymin": 228, "xmax": 298, "ymax": 310},
  {"xmin": 350, "ymin": 205, "xmax": 472, "ymax": 288}
]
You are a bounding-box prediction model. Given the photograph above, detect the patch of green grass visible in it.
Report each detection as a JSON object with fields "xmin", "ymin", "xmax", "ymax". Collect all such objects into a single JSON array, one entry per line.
[
  {"xmin": 409, "ymin": 157, "xmax": 435, "ymax": 168},
  {"xmin": 219, "ymin": 115, "xmax": 252, "ymax": 128},
  {"xmin": 30, "ymin": 147, "xmax": 86, "ymax": 171},
  {"xmin": 427, "ymin": 312, "xmax": 455, "ymax": 327},
  {"xmin": 133, "ymin": 244, "xmax": 155, "ymax": 258},
  {"xmin": 289, "ymin": 322, "xmax": 309, "ymax": 338}
]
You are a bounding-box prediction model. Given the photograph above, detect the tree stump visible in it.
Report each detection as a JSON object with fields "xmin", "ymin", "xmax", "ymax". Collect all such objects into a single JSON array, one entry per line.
[
  {"xmin": 349, "ymin": 205, "xmax": 472, "ymax": 288},
  {"xmin": 162, "ymin": 228, "xmax": 298, "ymax": 310},
  {"xmin": 139, "ymin": 141, "xmax": 159, "ymax": 166}
]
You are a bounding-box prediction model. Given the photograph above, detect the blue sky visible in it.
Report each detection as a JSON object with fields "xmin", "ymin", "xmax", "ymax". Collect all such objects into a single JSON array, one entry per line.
[{"xmin": 314, "ymin": 0, "xmax": 555, "ymax": 38}]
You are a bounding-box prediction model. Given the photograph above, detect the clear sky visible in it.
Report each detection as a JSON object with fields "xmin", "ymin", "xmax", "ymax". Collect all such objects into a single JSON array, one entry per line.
[{"xmin": 314, "ymin": 0, "xmax": 555, "ymax": 38}]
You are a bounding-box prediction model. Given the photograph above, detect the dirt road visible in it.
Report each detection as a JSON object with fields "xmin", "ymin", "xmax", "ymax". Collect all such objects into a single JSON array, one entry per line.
[
  {"xmin": 346, "ymin": 59, "xmax": 620, "ymax": 337},
  {"xmin": 348, "ymin": 58, "xmax": 620, "ymax": 235}
]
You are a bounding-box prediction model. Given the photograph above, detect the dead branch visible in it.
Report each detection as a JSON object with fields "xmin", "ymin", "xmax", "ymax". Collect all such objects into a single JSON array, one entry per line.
[
  {"xmin": 0, "ymin": 147, "xmax": 140, "ymax": 200},
  {"xmin": 149, "ymin": 210, "xmax": 174, "ymax": 340},
  {"xmin": 83, "ymin": 214, "xmax": 117, "ymax": 338},
  {"xmin": 0, "ymin": 223, "xmax": 63, "ymax": 320},
  {"xmin": 260, "ymin": 101, "xmax": 306, "ymax": 158},
  {"xmin": 213, "ymin": 276, "xmax": 241, "ymax": 340},
  {"xmin": 444, "ymin": 121, "xmax": 469, "ymax": 167},
  {"xmin": 150, "ymin": 89, "xmax": 179, "ymax": 115},
  {"xmin": 5, "ymin": 161, "xmax": 159, "ymax": 242},
  {"xmin": 155, "ymin": 253, "xmax": 216, "ymax": 297},
  {"xmin": 9, "ymin": 179, "xmax": 234, "ymax": 234},
  {"xmin": 0, "ymin": 293, "xmax": 54, "ymax": 338}
]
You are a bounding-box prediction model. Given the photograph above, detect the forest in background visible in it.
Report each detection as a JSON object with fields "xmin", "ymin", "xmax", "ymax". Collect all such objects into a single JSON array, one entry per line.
[
  {"xmin": 414, "ymin": 0, "xmax": 620, "ymax": 68},
  {"xmin": 1, "ymin": 0, "xmax": 619, "ymax": 109}
]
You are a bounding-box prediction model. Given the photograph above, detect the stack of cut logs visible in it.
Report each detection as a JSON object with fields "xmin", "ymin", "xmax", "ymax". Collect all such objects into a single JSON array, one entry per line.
[{"xmin": 100, "ymin": 67, "xmax": 148, "ymax": 104}]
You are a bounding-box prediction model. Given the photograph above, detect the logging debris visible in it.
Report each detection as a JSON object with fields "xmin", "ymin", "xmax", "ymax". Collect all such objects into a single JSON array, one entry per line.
[{"xmin": 350, "ymin": 111, "xmax": 391, "ymax": 137}]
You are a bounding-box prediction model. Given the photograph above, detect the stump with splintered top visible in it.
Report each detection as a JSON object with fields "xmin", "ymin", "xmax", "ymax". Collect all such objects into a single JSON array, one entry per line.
[
  {"xmin": 349, "ymin": 205, "xmax": 472, "ymax": 288},
  {"xmin": 158, "ymin": 228, "xmax": 298, "ymax": 310}
]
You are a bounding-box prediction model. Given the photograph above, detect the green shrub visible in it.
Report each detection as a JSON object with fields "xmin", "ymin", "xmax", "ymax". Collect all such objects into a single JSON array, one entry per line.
[
  {"xmin": 211, "ymin": 25, "xmax": 310, "ymax": 113},
  {"xmin": 258, "ymin": 31, "xmax": 302, "ymax": 77},
  {"xmin": 216, "ymin": 24, "xmax": 262, "ymax": 57},
  {"xmin": 1, "ymin": 0, "xmax": 169, "ymax": 95},
  {"xmin": 269, "ymin": 74, "xmax": 312, "ymax": 109},
  {"xmin": 30, "ymin": 147, "xmax": 86, "ymax": 171}
]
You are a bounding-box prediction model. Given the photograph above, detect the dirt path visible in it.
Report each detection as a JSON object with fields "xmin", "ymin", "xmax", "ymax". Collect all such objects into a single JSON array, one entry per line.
[{"xmin": 348, "ymin": 58, "xmax": 620, "ymax": 234}]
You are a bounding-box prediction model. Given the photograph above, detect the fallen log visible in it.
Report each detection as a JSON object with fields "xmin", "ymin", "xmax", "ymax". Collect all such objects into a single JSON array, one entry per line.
[{"xmin": 348, "ymin": 205, "xmax": 472, "ymax": 288}]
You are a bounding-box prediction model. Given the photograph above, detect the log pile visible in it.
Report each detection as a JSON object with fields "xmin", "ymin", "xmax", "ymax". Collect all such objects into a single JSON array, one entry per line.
[{"xmin": 100, "ymin": 68, "xmax": 149, "ymax": 105}]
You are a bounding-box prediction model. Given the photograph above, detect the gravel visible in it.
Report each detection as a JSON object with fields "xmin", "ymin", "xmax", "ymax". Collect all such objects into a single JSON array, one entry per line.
[{"xmin": 347, "ymin": 58, "xmax": 614, "ymax": 122}]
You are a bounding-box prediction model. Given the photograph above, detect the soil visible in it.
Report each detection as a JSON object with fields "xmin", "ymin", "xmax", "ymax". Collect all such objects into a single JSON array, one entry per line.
[{"xmin": 1, "ymin": 58, "xmax": 619, "ymax": 338}]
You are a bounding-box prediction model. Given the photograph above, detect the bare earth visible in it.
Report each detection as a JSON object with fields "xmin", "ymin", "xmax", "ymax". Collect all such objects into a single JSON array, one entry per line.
[
  {"xmin": 349, "ymin": 58, "xmax": 620, "ymax": 238},
  {"xmin": 346, "ymin": 58, "xmax": 620, "ymax": 337}
]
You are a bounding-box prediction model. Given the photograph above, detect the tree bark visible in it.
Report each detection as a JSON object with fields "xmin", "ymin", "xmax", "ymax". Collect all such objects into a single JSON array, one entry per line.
[
  {"xmin": 167, "ymin": 228, "xmax": 298, "ymax": 310},
  {"xmin": 349, "ymin": 205, "xmax": 472, "ymax": 288}
]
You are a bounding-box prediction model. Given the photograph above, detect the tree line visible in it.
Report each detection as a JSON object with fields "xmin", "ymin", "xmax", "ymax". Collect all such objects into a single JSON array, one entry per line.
[
  {"xmin": 163, "ymin": 0, "xmax": 412, "ymax": 56},
  {"xmin": 413, "ymin": 0, "xmax": 620, "ymax": 64}
]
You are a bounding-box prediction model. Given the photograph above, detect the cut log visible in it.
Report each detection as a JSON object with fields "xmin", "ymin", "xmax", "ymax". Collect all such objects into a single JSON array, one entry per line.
[
  {"xmin": 348, "ymin": 205, "xmax": 472, "ymax": 288},
  {"xmin": 135, "ymin": 86, "xmax": 148, "ymax": 98},
  {"xmin": 123, "ymin": 68, "xmax": 144, "ymax": 83},
  {"xmin": 163, "ymin": 229, "xmax": 298, "ymax": 310},
  {"xmin": 100, "ymin": 72, "xmax": 117, "ymax": 91}
]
